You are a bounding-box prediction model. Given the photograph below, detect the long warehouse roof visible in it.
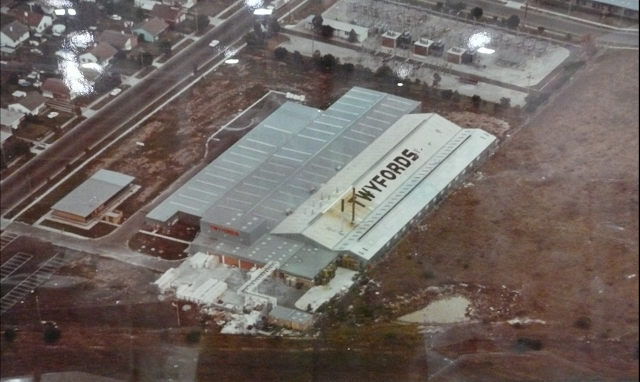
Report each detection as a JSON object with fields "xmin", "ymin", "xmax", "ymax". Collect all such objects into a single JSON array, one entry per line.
[
  {"xmin": 274, "ymin": 113, "xmax": 497, "ymax": 261},
  {"xmin": 146, "ymin": 87, "xmax": 420, "ymax": 227}
]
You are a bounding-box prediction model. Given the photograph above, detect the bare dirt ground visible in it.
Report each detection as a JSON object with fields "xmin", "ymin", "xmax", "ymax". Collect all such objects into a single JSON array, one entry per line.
[{"xmin": 327, "ymin": 48, "xmax": 639, "ymax": 380}]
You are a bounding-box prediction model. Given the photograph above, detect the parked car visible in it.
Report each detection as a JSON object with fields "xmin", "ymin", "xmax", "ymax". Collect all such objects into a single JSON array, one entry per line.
[
  {"xmin": 47, "ymin": 112, "xmax": 59, "ymax": 119},
  {"xmin": 110, "ymin": 14, "xmax": 122, "ymax": 20},
  {"xmin": 209, "ymin": 40, "xmax": 220, "ymax": 48},
  {"xmin": 110, "ymin": 88, "xmax": 122, "ymax": 96}
]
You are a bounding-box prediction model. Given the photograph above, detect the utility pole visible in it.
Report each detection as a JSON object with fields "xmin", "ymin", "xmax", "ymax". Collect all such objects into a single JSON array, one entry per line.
[{"xmin": 523, "ymin": 0, "xmax": 530, "ymax": 31}]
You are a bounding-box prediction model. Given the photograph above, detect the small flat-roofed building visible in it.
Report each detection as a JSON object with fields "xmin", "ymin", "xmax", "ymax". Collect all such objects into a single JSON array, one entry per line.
[
  {"xmin": 51, "ymin": 169, "xmax": 135, "ymax": 224},
  {"xmin": 381, "ymin": 30, "xmax": 401, "ymax": 53},
  {"xmin": 268, "ymin": 305, "xmax": 314, "ymax": 330},
  {"xmin": 413, "ymin": 38, "xmax": 434, "ymax": 57},
  {"xmin": 447, "ymin": 47, "xmax": 467, "ymax": 64}
]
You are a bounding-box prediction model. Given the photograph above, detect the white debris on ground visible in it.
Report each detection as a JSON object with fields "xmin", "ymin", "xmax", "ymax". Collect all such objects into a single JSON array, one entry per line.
[
  {"xmin": 295, "ymin": 267, "xmax": 358, "ymax": 312},
  {"xmin": 506, "ymin": 317, "xmax": 547, "ymax": 326},
  {"xmin": 220, "ymin": 310, "xmax": 263, "ymax": 335},
  {"xmin": 398, "ymin": 296, "xmax": 472, "ymax": 324}
]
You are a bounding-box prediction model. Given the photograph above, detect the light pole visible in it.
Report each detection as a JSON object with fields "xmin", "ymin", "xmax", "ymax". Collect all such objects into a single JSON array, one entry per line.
[{"xmin": 172, "ymin": 302, "xmax": 180, "ymax": 327}]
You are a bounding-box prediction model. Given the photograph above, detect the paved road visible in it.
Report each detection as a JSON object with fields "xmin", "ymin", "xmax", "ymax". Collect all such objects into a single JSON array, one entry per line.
[{"xmin": 0, "ymin": 7, "xmax": 258, "ymax": 216}]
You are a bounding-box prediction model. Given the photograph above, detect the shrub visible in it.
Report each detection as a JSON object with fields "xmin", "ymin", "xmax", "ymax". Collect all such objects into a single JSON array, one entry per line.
[
  {"xmin": 274, "ymin": 47, "xmax": 288, "ymax": 60},
  {"xmin": 4, "ymin": 328, "xmax": 17, "ymax": 343},
  {"xmin": 440, "ymin": 89, "xmax": 454, "ymax": 100},
  {"xmin": 515, "ymin": 337, "xmax": 543, "ymax": 352},
  {"xmin": 43, "ymin": 323, "xmax": 61, "ymax": 344},
  {"xmin": 186, "ymin": 330, "xmax": 201, "ymax": 344},
  {"xmin": 574, "ymin": 316, "xmax": 592, "ymax": 329}
]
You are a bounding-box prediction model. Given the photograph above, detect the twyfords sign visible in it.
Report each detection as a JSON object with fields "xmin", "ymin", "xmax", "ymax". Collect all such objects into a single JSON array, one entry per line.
[{"xmin": 354, "ymin": 149, "xmax": 420, "ymax": 202}]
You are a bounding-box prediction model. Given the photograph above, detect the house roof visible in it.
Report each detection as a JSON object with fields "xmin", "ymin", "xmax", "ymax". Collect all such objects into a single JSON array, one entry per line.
[
  {"xmin": 1, "ymin": 108, "xmax": 25, "ymax": 127},
  {"xmin": 14, "ymin": 10, "xmax": 46, "ymax": 28},
  {"xmin": 1, "ymin": 21, "xmax": 30, "ymax": 41},
  {"xmin": 87, "ymin": 42, "xmax": 118, "ymax": 61},
  {"xmin": 135, "ymin": 17, "xmax": 168, "ymax": 36},
  {"xmin": 42, "ymin": 78, "xmax": 70, "ymax": 96},
  {"xmin": 150, "ymin": 4, "xmax": 184, "ymax": 21},
  {"xmin": 98, "ymin": 30, "xmax": 136, "ymax": 50},
  {"xmin": 80, "ymin": 67, "xmax": 103, "ymax": 82},
  {"xmin": 13, "ymin": 92, "xmax": 47, "ymax": 111}
]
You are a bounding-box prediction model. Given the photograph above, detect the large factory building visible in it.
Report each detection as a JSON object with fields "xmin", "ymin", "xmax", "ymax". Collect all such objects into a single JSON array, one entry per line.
[{"xmin": 146, "ymin": 87, "xmax": 496, "ymax": 285}]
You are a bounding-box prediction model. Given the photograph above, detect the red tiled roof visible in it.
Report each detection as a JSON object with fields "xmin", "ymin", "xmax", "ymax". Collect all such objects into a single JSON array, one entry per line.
[
  {"xmin": 135, "ymin": 17, "xmax": 168, "ymax": 36},
  {"xmin": 41, "ymin": 78, "xmax": 70, "ymax": 96},
  {"xmin": 150, "ymin": 4, "xmax": 184, "ymax": 22},
  {"xmin": 14, "ymin": 11, "xmax": 44, "ymax": 28},
  {"xmin": 89, "ymin": 42, "xmax": 118, "ymax": 61}
]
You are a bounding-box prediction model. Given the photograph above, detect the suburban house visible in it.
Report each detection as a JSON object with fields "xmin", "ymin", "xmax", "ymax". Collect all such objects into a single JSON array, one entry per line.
[
  {"xmin": 41, "ymin": 78, "xmax": 75, "ymax": 100},
  {"xmin": 162, "ymin": 0, "xmax": 197, "ymax": 9},
  {"xmin": 14, "ymin": 11, "xmax": 53, "ymax": 34},
  {"xmin": 98, "ymin": 30, "xmax": 138, "ymax": 51},
  {"xmin": 150, "ymin": 4, "xmax": 186, "ymax": 26},
  {"xmin": 80, "ymin": 67, "xmax": 103, "ymax": 86},
  {"xmin": 1, "ymin": 21, "xmax": 30, "ymax": 48},
  {"xmin": 80, "ymin": 42, "xmax": 118, "ymax": 66},
  {"xmin": 8, "ymin": 92, "xmax": 47, "ymax": 115},
  {"xmin": 303, "ymin": 16, "xmax": 369, "ymax": 43},
  {"xmin": 133, "ymin": 17, "xmax": 169, "ymax": 42},
  {"xmin": 0, "ymin": 108, "xmax": 26, "ymax": 130}
]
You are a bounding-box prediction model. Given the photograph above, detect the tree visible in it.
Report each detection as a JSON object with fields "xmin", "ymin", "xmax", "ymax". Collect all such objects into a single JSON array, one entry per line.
[
  {"xmin": 499, "ymin": 97, "xmax": 511, "ymax": 109},
  {"xmin": 440, "ymin": 89, "xmax": 454, "ymax": 100},
  {"xmin": 432, "ymin": 72, "xmax": 441, "ymax": 88},
  {"xmin": 316, "ymin": 54, "xmax": 338, "ymax": 72},
  {"xmin": 135, "ymin": 7, "xmax": 145, "ymax": 21},
  {"xmin": 374, "ymin": 65, "xmax": 398, "ymax": 83},
  {"xmin": 470, "ymin": 7, "xmax": 483, "ymax": 19},
  {"xmin": 320, "ymin": 24, "xmax": 334, "ymax": 39},
  {"xmin": 4, "ymin": 328, "xmax": 16, "ymax": 343},
  {"xmin": 506, "ymin": 14, "xmax": 520, "ymax": 29},
  {"xmin": 471, "ymin": 94, "xmax": 482, "ymax": 108},
  {"xmin": 197, "ymin": 15, "xmax": 210, "ymax": 32},
  {"xmin": 274, "ymin": 47, "xmax": 288, "ymax": 60},
  {"xmin": 537, "ymin": 26, "xmax": 545, "ymax": 34},
  {"xmin": 185, "ymin": 330, "xmax": 201, "ymax": 344},
  {"xmin": 340, "ymin": 62, "xmax": 355, "ymax": 74},
  {"xmin": 43, "ymin": 323, "xmax": 61, "ymax": 344},
  {"xmin": 137, "ymin": 33, "xmax": 145, "ymax": 43},
  {"xmin": 159, "ymin": 40, "xmax": 172, "ymax": 55},
  {"xmin": 267, "ymin": 17, "xmax": 280, "ymax": 36},
  {"xmin": 292, "ymin": 50, "xmax": 304, "ymax": 66},
  {"xmin": 253, "ymin": 21, "xmax": 265, "ymax": 39},
  {"xmin": 348, "ymin": 29, "xmax": 358, "ymax": 43},
  {"xmin": 311, "ymin": 14, "xmax": 323, "ymax": 31}
]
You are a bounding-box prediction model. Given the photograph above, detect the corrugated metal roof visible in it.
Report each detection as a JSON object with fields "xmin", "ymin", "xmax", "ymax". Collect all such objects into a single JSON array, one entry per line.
[
  {"xmin": 51, "ymin": 169, "xmax": 134, "ymax": 218},
  {"xmin": 275, "ymin": 113, "xmax": 497, "ymax": 261},
  {"xmin": 269, "ymin": 305, "xmax": 313, "ymax": 324},
  {"xmin": 148, "ymin": 87, "xmax": 420, "ymax": 228}
]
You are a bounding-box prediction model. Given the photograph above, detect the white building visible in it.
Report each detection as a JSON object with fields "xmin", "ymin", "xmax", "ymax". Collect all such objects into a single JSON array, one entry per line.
[
  {"xmin": 1, "ymin": 21, "xmax": 30, "ymax": 48},
  {"xmin": 303, "ymin": 15, "xmax": 369, "ymax": 43}
]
